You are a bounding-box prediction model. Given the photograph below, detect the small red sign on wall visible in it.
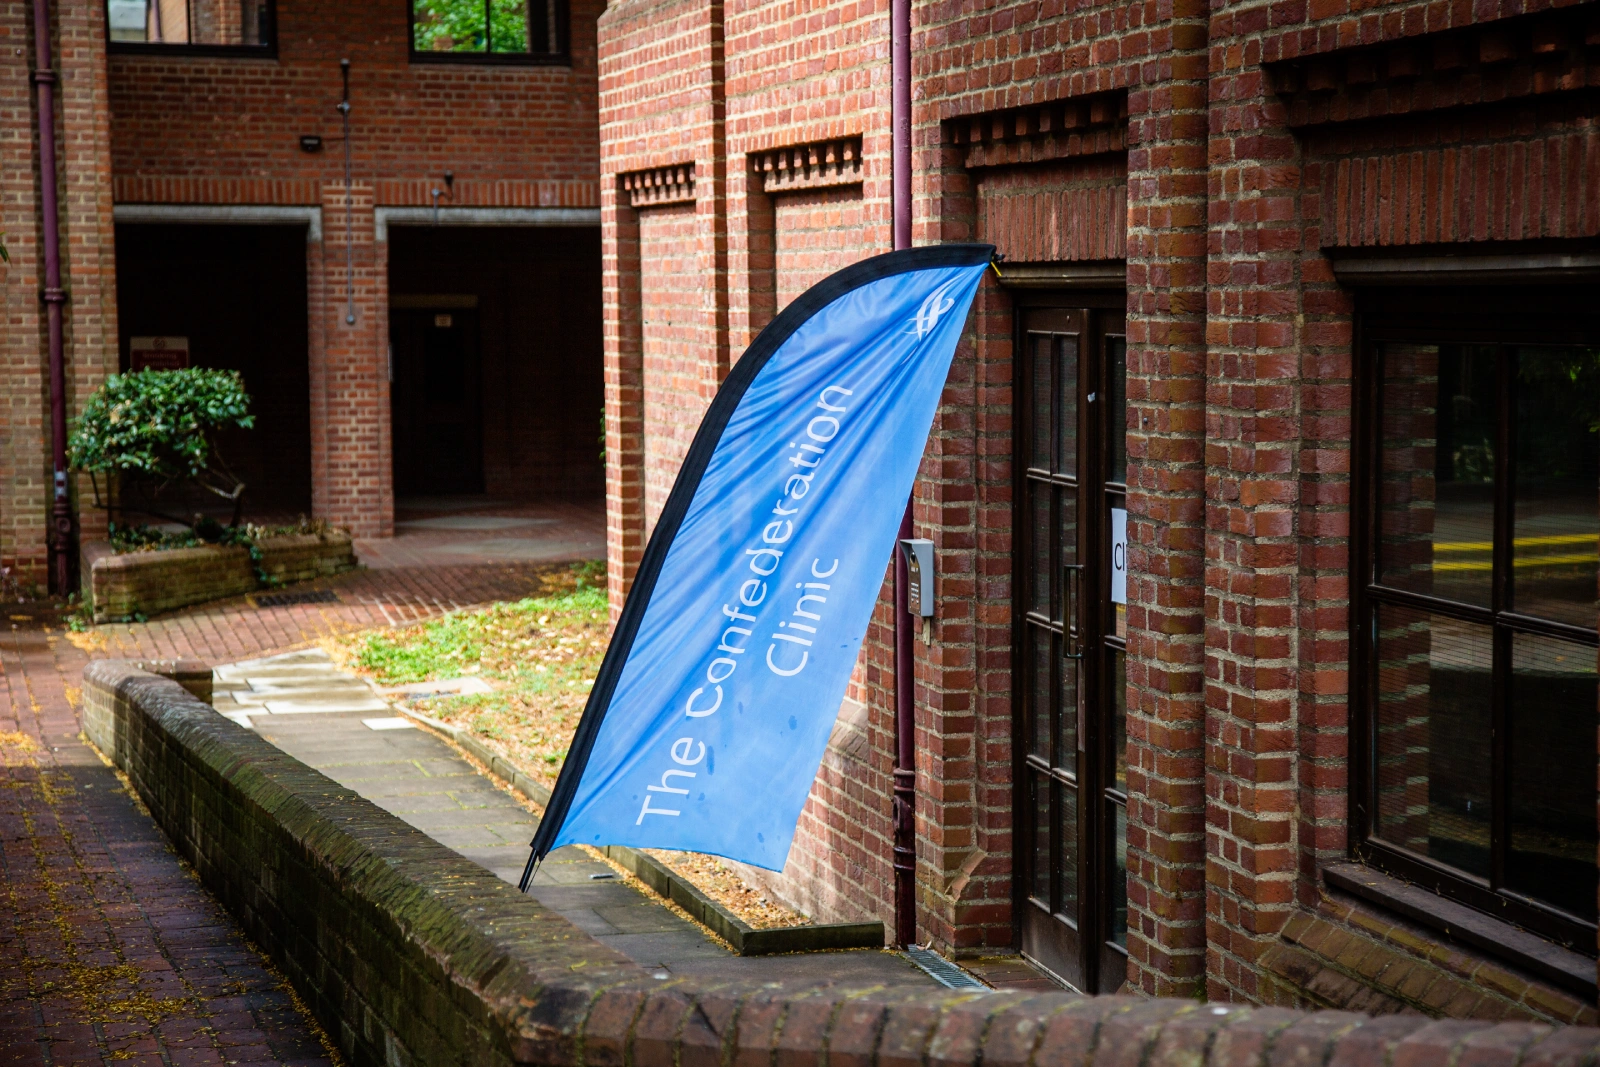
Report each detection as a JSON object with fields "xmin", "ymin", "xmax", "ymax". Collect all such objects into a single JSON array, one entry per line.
[{"xmin": 129, "ymin": 336, "xmax": 190, "ymax": 372}]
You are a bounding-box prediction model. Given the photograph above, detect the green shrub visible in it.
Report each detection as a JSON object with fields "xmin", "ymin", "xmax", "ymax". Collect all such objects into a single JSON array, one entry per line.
[{"xmin": 70, "ymin": 368, "xmax": 255, "ymax": 530}]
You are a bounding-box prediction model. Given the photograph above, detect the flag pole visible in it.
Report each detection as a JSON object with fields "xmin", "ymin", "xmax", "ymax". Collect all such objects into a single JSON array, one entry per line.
[{"xmin": 889, "ymin": 0, "xmax": 917, "ymax": 951}]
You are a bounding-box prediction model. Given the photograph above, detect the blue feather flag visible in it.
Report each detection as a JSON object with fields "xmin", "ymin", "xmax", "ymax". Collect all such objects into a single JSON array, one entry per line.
[{"xmin": 522, "ymin": 244, "xmax": 993, "ymax": 882}]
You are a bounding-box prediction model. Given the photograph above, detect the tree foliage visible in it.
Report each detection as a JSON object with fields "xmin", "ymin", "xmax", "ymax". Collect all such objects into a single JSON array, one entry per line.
[
  {"xmin": 413, "ymin": 0, "xmax": 529, "ymax": 53},
  {"xmin": 70, "ymin": 368, "xmax": 255, "ymax": 527}
]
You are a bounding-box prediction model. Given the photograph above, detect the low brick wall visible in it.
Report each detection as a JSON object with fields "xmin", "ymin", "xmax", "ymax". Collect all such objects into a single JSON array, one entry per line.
[
  {"xmin": 83, "ymin": 532, "xmax": 355, "ymax": 621},
  {"xmin": 81, "ymin": 661, "xmax": 1600, "ymax": 1067}
]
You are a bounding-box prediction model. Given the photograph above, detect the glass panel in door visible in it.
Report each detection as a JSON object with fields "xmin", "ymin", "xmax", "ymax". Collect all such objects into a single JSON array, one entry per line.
[{"xmin": 1017, "ymin": 308, "xmax": 1086, "ymax": 989}]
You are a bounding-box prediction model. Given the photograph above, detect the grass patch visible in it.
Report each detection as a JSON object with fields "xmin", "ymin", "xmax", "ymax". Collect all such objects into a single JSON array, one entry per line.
[
  {"xmin": 332, "ymin": 557, "xmax": 812, "ymax": 930},
  {"xmin": 337, "ymin": 560, "xmax": 606, "ymax": 786}
]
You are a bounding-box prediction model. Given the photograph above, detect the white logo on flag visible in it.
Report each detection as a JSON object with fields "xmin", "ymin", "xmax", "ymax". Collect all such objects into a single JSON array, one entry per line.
[{"xmin": 910, "ymin": 278, "xmax": 960, "ymax": 338}]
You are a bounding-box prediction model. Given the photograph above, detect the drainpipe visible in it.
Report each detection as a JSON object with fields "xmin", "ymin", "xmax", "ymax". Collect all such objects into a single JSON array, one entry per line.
[
  {"xmin": 32, "ymin": 0, "xmax": 73, "ymax": 597},
  {"xmin": 890, "ymin": 0, "xmax": 916, "ymax": 950}
]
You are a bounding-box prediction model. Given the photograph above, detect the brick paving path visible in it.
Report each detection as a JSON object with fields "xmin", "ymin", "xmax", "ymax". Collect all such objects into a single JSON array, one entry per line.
[
  {"xmin": 1, "ymin": 501, "xmax": 605, "ymax": 1065},
  {"xmin": 0, "ymin": 624, "xmax": 335, "ymax": 1067}
]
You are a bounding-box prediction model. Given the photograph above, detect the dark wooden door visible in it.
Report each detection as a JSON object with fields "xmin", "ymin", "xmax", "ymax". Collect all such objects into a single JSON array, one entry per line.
[
  {"xmin": 1015, "ymin": 297, "xmax": 1129, "ymax": 992},
  {"xmin": 391, "ymin": 307, "xmax": 484, "ymax": 496}
]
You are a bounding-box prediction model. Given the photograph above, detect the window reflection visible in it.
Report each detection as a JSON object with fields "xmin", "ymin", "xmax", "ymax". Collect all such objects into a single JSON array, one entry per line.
[
  {"xmin": 1031, "ymin": 774, "xmax": 1052, "ymax": 907},
  {"xmin": 107, "ymin": 0, "xmax": 271, "ymax": 46},
  {"xmin": 1110, "ymin": 804, "xmax": 1127, "ymax": 948},
  {"xmin": 1365, "ymin": 332, "xmax": 1598, "ymax": 944},
  {"xmin": 1057, "ymin": 655, "xmax": 1078, "ymax": 776},
  {"xmin": 413, "ymin": 0, "xmax": 564, "ymax": 58},
  {"xmin": 1110, "ymin": 648, "xmax": 1126, "ymax": 793},
  {"xmin": 1028, "ymin": 484, "xmax": 1051, "ymax": 616},
  {"xmin": 1508, "ymin": 632, "xmax": 1598, "ymax": 920},
  {"xmin": 1378, "ymin": 344, "xmax": 1496, "ymax": 607},
  {"xmin": 1058, "ymin": 787, "xmax": 1079, "ymax": 922},
  {"xmin": 1512, "ymin": 347, "xmax": 1599, "ymax": 629},
  {"xmin": 1030, "ymin": 635, "xmax": 1052, "ymax": 761},
  {"xmin": 1371, "ymin": 604, "xmax": 1493, "ymax": 877},
  {"xmin": 1030, "ymin": 335, "xmax": 1053, "ymax": 470},
  {"xmin": 1057, "ymin": 337, "xmax": 1079, "ymax": 477}
]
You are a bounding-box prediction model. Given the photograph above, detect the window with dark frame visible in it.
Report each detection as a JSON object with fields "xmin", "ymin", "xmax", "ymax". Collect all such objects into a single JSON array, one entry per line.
[
  {"xmin": 1354, "ymin": 299, "xmax": 1599, "ymax": 957},
  {"xmin": 410, "ymin": 0, "xmax": 567, "ymax": 62},
  {"xmin": 105, "ymin": 0, "xmax": 274, "ymax": 51}
]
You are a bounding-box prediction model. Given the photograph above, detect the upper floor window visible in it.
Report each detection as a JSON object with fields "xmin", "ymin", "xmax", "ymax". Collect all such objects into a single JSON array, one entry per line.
[
  {"xmin": 106, "ymin": 0, "xmax": 274, "ymax": 52},
  {"xmin": 410, "ymin": 0, "xmax": 567, "ymax": 63},
  {"xmin": 1352, "ymin": 289, "xmax": 1599, "ymax": 957}
]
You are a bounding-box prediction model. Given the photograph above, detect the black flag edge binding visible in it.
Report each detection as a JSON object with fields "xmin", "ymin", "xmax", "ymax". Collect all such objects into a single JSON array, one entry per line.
[{"xmin": 520, "ymin": 242, "xmax": 995, "ymax": 890}]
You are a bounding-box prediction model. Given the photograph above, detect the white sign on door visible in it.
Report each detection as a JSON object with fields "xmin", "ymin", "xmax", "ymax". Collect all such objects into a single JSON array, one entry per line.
[{"xmin": 1110, "ymin": 507, "xmax": 1127, "ymax": 605}]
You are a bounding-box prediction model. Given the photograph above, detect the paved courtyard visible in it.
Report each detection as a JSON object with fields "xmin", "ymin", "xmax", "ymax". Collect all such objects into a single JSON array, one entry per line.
[
  {"xmin": 0, "ymin": 623, "xmax": 337, "ymax": 1066},
  {"xmin": 0, "ymin": 499, "xmax": 601, "ymax": 1065},
  {"xmin": 0, "ymin": 497, "xmax": 1049, "ymax": 1063}
]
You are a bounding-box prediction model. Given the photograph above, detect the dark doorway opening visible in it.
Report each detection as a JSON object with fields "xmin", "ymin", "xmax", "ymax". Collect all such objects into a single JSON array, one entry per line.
[
  {"xmin": 391, "ymin": 304, "xmax": 484, "ymax": 495},
  {"xmin": 113, "ymin": 223, "xmax": 312, "ymax": 518},
  {"xmin": 387, "ymin": 226, "xmax": 603, "ymax": 503}
]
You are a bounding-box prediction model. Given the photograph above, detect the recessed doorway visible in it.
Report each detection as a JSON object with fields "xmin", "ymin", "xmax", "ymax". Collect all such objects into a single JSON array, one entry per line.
[
  {"xmin": 1014, "ymin": 291, "xmax": 1128, "ymax": 992},
  {"xmin": 113, "ymin": 222, "xmax": 312, "ymax": 519},
  {"xmin": 387, "ymin": 225, "xmax": 603, "ymax": 504}
]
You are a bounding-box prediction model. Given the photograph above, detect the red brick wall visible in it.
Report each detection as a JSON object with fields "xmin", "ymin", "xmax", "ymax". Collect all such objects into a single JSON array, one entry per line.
[
  {"xmin": 1197, "ymin": 0, "xmax": 1600, "ymax": 1011},
  {"xmin": 913, "ymin": 0, "xmax": 1216, "ymax": 980},
  {"xmin": 104, "ymin": 0, "xmax": 602, "ymax": 537},
  {"xmin": 599, "ymin": 0, "xmax": 1598, "ymax": 1015},
  {"xmin": 0, "ymin": 0, "xmax": 120, "ymax": 589},
  {"xmin": 1310, "ymin": 110, "xmax": 1600, "ymax": 249},
  {"xmin": 108, "ymin": 2, "xmax": 599, "ymax": 191},
  {"xmin": 720, "ymin": 0, "xmax": 904, "ymax": 943},
  {"xmin": 975, "ymin": 158, "xmax": 1129, "ymax": 263},
  {"xmin": 598, "ymin": 0, "xmax": 725, "ymax": 612},
  {"xmin": 773, "ymin": 188, "xmax": 870, "ymax": 308}
]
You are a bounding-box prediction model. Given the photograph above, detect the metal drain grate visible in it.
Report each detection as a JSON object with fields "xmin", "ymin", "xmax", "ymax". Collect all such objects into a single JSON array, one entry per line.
[
  {"xmin": 253, "ymin": 589, "xmax": 340, "ymax": 608},
  {"xmin": 902, "ymin": 946, "xmax": 990, "ymax": 991}
]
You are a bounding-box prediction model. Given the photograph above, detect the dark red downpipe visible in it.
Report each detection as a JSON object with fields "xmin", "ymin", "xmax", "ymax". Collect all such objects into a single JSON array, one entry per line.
[
  {"xmin": 890, "ymin": 0, "xmax": 917, "ymax": 950},
  {"xmin": 32, "ymin": 0, "xmax": 73, "ymax": 596}
]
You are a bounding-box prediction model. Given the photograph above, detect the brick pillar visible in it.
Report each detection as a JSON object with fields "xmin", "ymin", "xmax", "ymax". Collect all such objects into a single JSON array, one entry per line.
[
  {"xmin": 60, "ymin": 0, "xmax": 120, "ymax": 548},
  {"xmin": 597, "ymin": 0, "xmax": 727, "ymax": 619},
  {"xmin": 1202, "ymin": 18, "xmax": 1306, "ymax": 1002},
  {"xmin": 0, "ymin": 0, "xmax": 118, "ymax": 588},
  {"xmin": 1122, "ymin": 2, "xmax": 1211, "ymax": 997},
  {"xmin": 311, "ymin": 181, "xmax": 392, "ymax": 539},
  {"xmin": 729, "ymin": 161, "xmax": 776, "ymax": 352},
  {"xmin": 907, "ymin": 131, "xmax": 1015, "ymax": 957},
  {"xmin": 604, "ymin": 175, "xmax": 646, "ymax": 620}
]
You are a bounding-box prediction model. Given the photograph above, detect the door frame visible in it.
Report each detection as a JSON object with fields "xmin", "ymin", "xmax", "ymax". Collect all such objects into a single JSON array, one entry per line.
[{"xmin": 1008, "ymin": 285, "xmax": 1127, "ymax": 992}]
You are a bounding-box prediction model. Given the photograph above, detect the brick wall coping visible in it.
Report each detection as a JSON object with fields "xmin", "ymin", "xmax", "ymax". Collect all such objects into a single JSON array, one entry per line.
[
  {"xmin": 85, "ymin": 531, "xmax": 349, "ymax": 572},
  {"xmin": 80, "ymin": 661, "xmax": 1600, "ymax": 1067},
  {"xmin": 83, "ymin": 532, "xmax": 355, "ymax": 622}
]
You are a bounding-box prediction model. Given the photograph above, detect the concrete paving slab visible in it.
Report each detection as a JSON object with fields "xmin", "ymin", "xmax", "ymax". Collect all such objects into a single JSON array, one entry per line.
[
  {"xmin": 223, "ymin": 685, "xmax": 376, "ymax": 703},
  {"xmin": 380, "ymin": 677, "xmax": 495, "ymax": 698},
  {"xmin": 262, "ymin": 697, "xmax": 394, "ymax": 714}
]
